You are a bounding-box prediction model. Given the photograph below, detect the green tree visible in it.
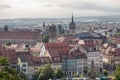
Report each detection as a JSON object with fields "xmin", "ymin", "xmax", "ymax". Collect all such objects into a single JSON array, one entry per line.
[
  {"xmin": 73, "ymin": 72, "xmax": 79, "ymax": 77},
  {"xmin": 6, "ymin": 42, "xmax": 12, "ymax": 46},
  {"xmin": 38, "ymin": 64, "xmax": 54, "ymax": 80},
  {"xmin": 103, "ymin": 70, "xmax": 108, "ymax": 76},
  {"xmin": 114, "ymin": 64, "xmax": 120, "ymax": 80},
  {"xmin": 54, "ymin": 67, "xmax": 64, "ymax": 79},
  {"xmin": 80, "ymin": 74, "xmax": 83, "ymax": 79},
  {"xmin": 42, "ymin": 36, "xmax": 49, "ymax": 43},
  {"xmin": 0, "ymin": 56, "xmax": 29, "ymax": 80},
  {"xmin": 0, "ymin": 56, "xmax": 8, "ymax": 66}
]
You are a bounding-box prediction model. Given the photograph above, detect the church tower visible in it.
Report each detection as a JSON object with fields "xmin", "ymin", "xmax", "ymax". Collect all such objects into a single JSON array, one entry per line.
[
  {"xmin": 43, "ymin": 22, "xmax": 46, "ymax": 31},
  {"xmin": 69, "ymin": 14, "xmax": 76, "ymax": 34},
  {"xmin": 4, "ymin": 24, "xmax": 9, "ymax": 31}
]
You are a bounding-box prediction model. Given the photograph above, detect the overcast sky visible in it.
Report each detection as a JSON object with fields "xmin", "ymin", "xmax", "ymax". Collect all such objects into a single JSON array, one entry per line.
[{"xmin": 0, "ymin": 0, "xmax": 120, "ymax": 19}]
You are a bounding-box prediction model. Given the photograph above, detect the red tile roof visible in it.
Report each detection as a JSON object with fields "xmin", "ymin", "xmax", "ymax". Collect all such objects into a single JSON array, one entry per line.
[
  {"xmin": 45, "ymin": 42, "xmax": 70, "ymax": 54},
  {"xmin": 45, "ymin": 42, "xmax": 71, "ymax": 63},
  {"xmin": 81, "ymin": 44, "xmax": 95, "ymax": 49},
  {"xmin": 57, "ymin": 36, "xmax": 79, "ymax": 43},
  {"xmin": 32, "ymin": 57, "xmax": 51, "ymax": 65},
  {"xmin": 68, "ymin": 48, "xmax": 87, "ymax": 59},
  {"xmin": 0, "ymin": 31, "xmax": 40, "ymax": 39},
  {"xmin": 0, "ymin": 48, "xmax": 17, "ymax": 64}
]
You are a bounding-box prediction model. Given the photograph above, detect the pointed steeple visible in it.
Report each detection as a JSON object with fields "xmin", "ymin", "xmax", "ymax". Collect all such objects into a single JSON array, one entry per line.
[
  {"xmin": 69, "ymin": 13, "xmax": 76, "ymax": 34},
  {"xmin": 72, "ymin": 13, "xmax": 74, "ymax": 23},
  {"xmin": 43, "ymin": 22, "xmax": 45, "ymax": 27},
  {"xmin": 71, "ymin": 13, "xmax": 75, "ymax": 24}
]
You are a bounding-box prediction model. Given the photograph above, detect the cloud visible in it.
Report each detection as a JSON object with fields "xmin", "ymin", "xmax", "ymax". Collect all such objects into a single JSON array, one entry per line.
[
  {"xmin": 59, "ymin": 1, "xmax": 120, "ymax": 13},
  {"xmin": 0, "ymin": 4, "xmax": 11, "ymax": 9},
  {"xmin": 0, "ymin": 0, "xmax": 120, "ymax": 18},
  {"xmin": 45, "ymin": 4, "xmax": 53, "ymax": 7}
]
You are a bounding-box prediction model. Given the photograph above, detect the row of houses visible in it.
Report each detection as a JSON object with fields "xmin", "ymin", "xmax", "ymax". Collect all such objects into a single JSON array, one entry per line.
[
  {"xmin": 0, "ymin": 38, "xmax": 104, "ymax": 78},
  {"xmin": 39, "ymin": 40, "xmax": 103, "ymax": 76},
  {"xmin": 1, "ymin": 30, "xmax": 120, "ymax": 78}
]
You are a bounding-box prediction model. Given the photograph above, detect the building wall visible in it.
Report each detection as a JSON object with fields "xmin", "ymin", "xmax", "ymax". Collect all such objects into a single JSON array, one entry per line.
[
  {"xmin": 87, "ymin": 51, "xmax": 103, "ymax": 71},
  {"xmin": 27, "ymin": 66, "xmax": 35, "ymax": 78},
  {"xmin": 0, "ymin": 39, "xmax": 38, "ymax": 45},
  {"xmin": 62, "ymin": 58, "xmax": 86, "ymax": 76},
  {"xmin": 39, "ymin": 44, "xmax": 46, "ymax": 56},
  {"xmin": 18, "ymin": 57, "xmax": 28, "ymax": 74}
]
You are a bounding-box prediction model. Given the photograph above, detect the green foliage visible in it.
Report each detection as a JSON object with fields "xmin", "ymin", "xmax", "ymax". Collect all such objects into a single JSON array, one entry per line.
[
  {"xmin": 80, "ymin": 74, "xmax": 83, "ymax": 79},
  {"xmin": 64, "ymin": 34, "xmax": 73, "ymax": 37},
  {"xmin": 6, "ymin": 42, "xmax": 12, "ymax": 46},
  {"xmin": 54, "ymin": 67, "xmax": 64, "ymax": 79},
  {"xmin": 0, "ymin": 56, "xmax": 8, "ymax": 66},
  {"xmin": 113, "ymin": 64, "xmax": 120, "ymax": 80},
  {"xmin": 87, "ymin": 69, "xmax": 96, "ymax": 79},
  {"xmin": 73, "ymin": 72, "xmax": 79, "ymax": 77},
  {"xmin": 103, "ymin": 70, "xmax": 108, "ymax": 76},
  {"xmin": 37, "ymin": 64, "xmax": 64, "ymax": 79},
  {"xmin": 0, "ymin": 56, "xmax": 29, "ymax": 80},
  {"xmin": 42, "ymin": 36, "xmax": 49, "ymax": 43},
  {"xmin": 115, "ymin": 32, "xmax": 120, "ymax": 36},
  {"xmin": 38, "ymin": 64, "xmax": 54, "ymax": 80}
]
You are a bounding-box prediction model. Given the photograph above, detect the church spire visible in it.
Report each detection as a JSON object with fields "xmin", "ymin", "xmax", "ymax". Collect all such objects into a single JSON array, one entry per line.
[
  {"xmin": 72, "ymin": 13, "xmax": 74, "ymax": 23},
  {"xmin": 69, "ymin": 13, "xmax": 76, "ymax": 35}
]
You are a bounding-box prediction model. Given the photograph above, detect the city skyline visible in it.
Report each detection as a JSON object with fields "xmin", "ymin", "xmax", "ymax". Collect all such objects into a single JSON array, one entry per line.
[{"xmin": 0, "ymin": 0, "xmax": 120, "ymax": 19}]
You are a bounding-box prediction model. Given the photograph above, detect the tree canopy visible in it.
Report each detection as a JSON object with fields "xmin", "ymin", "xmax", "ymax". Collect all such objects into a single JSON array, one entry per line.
[
  {"xmin": 38, "ymin": 64, "xmax": 54, "ymax": 80},
  {"xmin": 37, "ymin": 64, "xmax": 64, "ymax": 80},
  {"xmin": 0, "ymin": 56, "xmax": 29, "ymax": 80},
  {"xmin": 113, "ymin": 64, "xmax": 120, "ymax": 80},
  {"xmin": 42, "ymin": 35, "xmax": 49, "ymax": 43},
  {"xmin": 54, "ymin": 67, "xmax": 64, "ymax": 79}
]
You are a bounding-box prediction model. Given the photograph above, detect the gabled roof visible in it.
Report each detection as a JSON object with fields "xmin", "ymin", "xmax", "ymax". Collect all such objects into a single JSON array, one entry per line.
[
  {"xmin": 18, "ymin": 52, "xmax": 51, "ymax": 66},
  {"xmin": 44, "ymin": 42, "xmax": 71, "ymax": 63},
  {"xmin": 68, "ymin": 49, "xmax": 87, "ymax": 59},
  {"xmin": 81, "ymin": 44, "xmax": 96, "ymax": 49},
  {"xmin": 0, "ymin": 47, "xmax": 17, "ymax": 64},
  {"xmin": 32, "ymin": 57, "xmax": 51, "ymax": 66},
  {"xmin": 45, "ymin": 42, "xmax": 70, "ymax": 56}
]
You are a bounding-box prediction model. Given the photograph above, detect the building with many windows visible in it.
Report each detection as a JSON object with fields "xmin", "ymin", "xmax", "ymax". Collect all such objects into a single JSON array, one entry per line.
[
  {"xmin": 62, "ymin": 46, "xmax": 87, "ymax": 76},
  {"xmin": 81, "ymin": 44, "xmax": 103, "ymax": 72},
  {"xmin": 39, "ymin": 42, "xmax": 71, "ymax": 69},
  {"xmin": 0, "ymin": 28, "xmax": 41, "ymax": 46}
]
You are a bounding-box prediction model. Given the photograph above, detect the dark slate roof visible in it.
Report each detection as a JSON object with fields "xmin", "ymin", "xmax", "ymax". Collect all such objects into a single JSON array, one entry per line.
[{"xmin": 76, "ymin": 32, "xmax": 106, "ymax": 39}]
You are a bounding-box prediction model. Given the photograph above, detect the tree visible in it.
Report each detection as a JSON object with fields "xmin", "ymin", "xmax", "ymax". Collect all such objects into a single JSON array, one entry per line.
[
  {"xmin": 38, "ymin": 64, "xmax": 54, "ymax": 80},
  {"xmin": 6, "ymin": 42, "xmax": 12, "ymax": 46},
  {"xmin": 0, "ymin": 56, "xmax": 8, "ymax": 66},
  {"xmin": 42, "ymin": 35, "xmax": 49, "ymax": 43},
  {"xmin": 54, "ymin": 67, "xmax": 64, "ymax": 79},
  {"xmin": 113, "ymin": 64, "xmax": 120, "ymax": 80},
  {"xmin": 0, "ymin": 56, "xmax": 29, "ymax": 80},
  {"xmin": 80, "ymin": 74, "xmax": 83, "ymax": 79},
  {"xmin": 103, "ymin": 70, "xmax": 108, "ymax": 76},
  {"xmin": 73, "ymin": 72, "xmax": 79, "ymax": 77}
]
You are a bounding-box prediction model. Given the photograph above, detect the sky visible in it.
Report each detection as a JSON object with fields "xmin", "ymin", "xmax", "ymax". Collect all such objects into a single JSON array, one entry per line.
[{"xmin": 0, "ymin": 0, "xmax": 120, "ymax": 19}]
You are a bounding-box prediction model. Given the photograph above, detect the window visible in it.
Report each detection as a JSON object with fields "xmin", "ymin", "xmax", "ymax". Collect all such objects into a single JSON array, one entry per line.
[
  {"xmin": 22, "ymin": 64, "xmax": 26, "ymax": 67},
  {"xmin": 22, "ymin": 69, "xmax": 26, "ymax": 72}
]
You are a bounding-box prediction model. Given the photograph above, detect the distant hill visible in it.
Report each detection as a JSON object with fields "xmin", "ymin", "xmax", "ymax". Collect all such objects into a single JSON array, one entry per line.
[{"xmin": 0, "ymin": 15, "xmax": 120, "ymax": 28}]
